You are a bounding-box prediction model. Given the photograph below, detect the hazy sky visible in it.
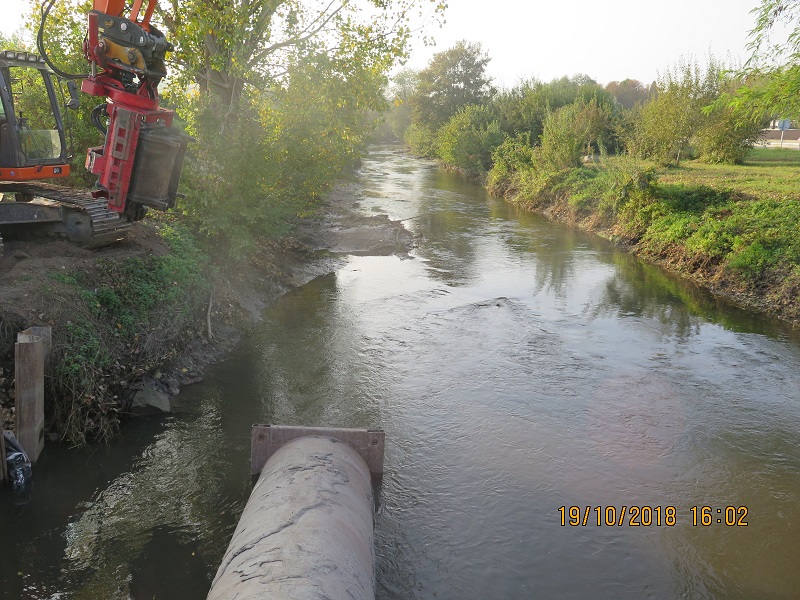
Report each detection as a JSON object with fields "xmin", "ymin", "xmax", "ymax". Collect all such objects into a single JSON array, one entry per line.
[
  {"xmin": 406, "ymin": 0, "xmax": 764, "ymax": 87},
  {"xmin": 2, "ymin": 0, "xmax": 764, "ymax": 87}
]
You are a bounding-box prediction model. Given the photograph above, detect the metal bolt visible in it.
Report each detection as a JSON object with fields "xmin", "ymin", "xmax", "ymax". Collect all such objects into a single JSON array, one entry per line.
[{"xmin": 120, "ymin": 22, "xmax": 128, "ymax": 32}]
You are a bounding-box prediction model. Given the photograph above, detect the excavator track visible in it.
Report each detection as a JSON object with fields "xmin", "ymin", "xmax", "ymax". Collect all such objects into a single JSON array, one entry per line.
[{"xmin": 0, "ymin": 182, "xmax": 131, "ymax": 252}]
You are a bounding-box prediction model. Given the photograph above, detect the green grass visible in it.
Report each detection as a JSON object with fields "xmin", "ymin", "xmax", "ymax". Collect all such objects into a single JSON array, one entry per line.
[
  {"xmin": 654, "ymin": 148, "xmax": 800, "ymax": 201},
  {"xmin": 505, "ymin": 149, "xmax": 800, "ymax": 321},
  {"xmin": 746, "ymin": 147, "xmax": 800, "ymax": 165},
  {"xmin": 47, "ymin": 221, "xmax": 212, "ymax": 443}
]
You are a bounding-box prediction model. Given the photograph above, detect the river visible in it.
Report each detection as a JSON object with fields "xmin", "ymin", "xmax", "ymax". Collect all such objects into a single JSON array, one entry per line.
[{"xmin": 2, "ymin": 145, "xmax": 800, "ymax": 599}]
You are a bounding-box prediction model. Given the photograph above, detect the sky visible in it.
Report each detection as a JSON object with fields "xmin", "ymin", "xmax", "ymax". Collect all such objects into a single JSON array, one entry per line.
[
  {"xmin": 1, "ymin": 0, "xmax": 765, "ymax": 87},
  {"xmin": 405, "ymin": 0, "xmax": 764, "ymax": 87}
]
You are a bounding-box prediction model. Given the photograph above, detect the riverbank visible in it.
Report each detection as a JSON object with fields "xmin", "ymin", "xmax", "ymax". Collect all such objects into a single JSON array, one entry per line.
[
  {"xmin": 485, "ymin": 147, "xmax": 800, "ymax": 327},
  {"xmin": 0, "ymin": 183, "xmax": 413, "ymax": 443}
]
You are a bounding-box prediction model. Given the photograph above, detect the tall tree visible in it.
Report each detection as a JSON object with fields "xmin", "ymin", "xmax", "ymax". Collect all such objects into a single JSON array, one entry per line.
[
  {"xmin": 384, "ymin": 68, "xmax": 418, "ymax": 138},
  {"xmin": 409, "ymin": 40, "xmax": 495, "ymax": 131},
  {"xmin": 605, "ymin": 79, "xmax": 650, "ymax": 110},
  {"xmin": 730, "ymin": 0, "xmax": 800, "ymax": 119},
  {"xmin": 628, "ymin": 59, "xmax": 722, "ymax": 165},
  {"xmin": 160, "ymin": 0, "xmax": 446, "ymax": 129}
]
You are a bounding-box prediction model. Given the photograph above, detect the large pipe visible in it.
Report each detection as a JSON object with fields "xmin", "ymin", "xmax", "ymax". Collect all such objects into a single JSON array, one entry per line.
[{"xmin": 207, "ymin": 435, "xmax": 376, "ymax": 599}]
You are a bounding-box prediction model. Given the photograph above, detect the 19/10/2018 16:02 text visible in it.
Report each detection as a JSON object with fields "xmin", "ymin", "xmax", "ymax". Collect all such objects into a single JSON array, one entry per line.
[{"xmin": 558, "ymin": 506, "xmax": 749, "ymax": 527}]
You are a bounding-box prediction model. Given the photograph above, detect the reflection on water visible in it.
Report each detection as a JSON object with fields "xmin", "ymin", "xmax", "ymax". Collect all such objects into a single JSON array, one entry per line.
[{"xmin": 2, "ymin": 144, "xmax": 800, "ymax": 599}]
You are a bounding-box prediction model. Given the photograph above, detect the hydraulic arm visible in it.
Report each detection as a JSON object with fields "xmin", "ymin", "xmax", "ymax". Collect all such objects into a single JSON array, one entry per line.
[{"xmin": 81, "ymin": 0, "xmax": 188, "ymax": 219}]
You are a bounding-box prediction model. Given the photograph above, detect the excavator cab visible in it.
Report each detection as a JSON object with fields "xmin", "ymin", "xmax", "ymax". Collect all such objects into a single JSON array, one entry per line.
[{"xmin": 0, "ymin": 50, "xmax": 71, "ymax": 181}]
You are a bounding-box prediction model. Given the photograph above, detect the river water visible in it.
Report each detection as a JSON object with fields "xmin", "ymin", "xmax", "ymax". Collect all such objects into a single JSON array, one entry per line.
[{"xmin": 2, "ymin": 145, "xmax": 800, "ymax": 599}]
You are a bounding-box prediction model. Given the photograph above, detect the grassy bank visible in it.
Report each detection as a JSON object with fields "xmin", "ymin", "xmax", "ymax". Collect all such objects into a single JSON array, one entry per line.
[
  {"xmin": 499, "ymin": 148, "xmax": 800, "ymax": 324},
  {"xmin": 0, "ymin": 220, "xmax": 222, "ymax": 443}
]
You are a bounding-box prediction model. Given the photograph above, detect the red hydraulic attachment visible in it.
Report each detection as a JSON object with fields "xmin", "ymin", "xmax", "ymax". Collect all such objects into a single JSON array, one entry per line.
[{"xmin": 81, "ymin": 0, "xmax": 186, "ymax": 219}]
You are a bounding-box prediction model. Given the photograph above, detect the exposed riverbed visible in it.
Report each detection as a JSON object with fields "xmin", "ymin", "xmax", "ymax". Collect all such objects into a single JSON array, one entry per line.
[{"xmin": 2, "ymin": 145, "xmax": 800, "ymax": 599}]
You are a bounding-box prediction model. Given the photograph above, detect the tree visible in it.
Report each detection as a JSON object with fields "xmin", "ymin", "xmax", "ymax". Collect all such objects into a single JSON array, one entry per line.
[
  {"xmin": 384, "ymin": 68, "xmax": 418, "ymax": 139},
  {"xmin": 493, "ymin": 75, "xmax": 615, "ymax": 146},
  {"xmin": 160, "ymin": 0, "xmax": 445, "ymax": 129},
  {"xmin": 694, "ymin": 105, "xmax": 764, "ymax": 163},
  {"xmin": 729, "ymin": 0, "xmax": 800, "ymax": 120},
  {"xmin": 748, "ymin": 0, "xmax": 800, "ymax": 62},
  {"xmin": 628, "ymin": 59, "xmax": 724, "ymax": 165},
  {"xmin": 604, "ymin": 79, "xmax": 650, "ymax": 110},
  {"xmin": 409, "ymin": 40, "xmax": 495, "ymax": 131}
]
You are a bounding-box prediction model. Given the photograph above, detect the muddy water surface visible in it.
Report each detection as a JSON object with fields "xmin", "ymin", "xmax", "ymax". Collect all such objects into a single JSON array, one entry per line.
[{"xmin": 3, "ymin": 145, "xmax": 800, "ymax": 599}]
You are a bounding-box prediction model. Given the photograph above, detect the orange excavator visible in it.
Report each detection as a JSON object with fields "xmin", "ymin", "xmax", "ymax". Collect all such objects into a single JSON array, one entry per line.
[{"xmin": 0, "ymin": 0, "xmax": 188, "ymax": 250}]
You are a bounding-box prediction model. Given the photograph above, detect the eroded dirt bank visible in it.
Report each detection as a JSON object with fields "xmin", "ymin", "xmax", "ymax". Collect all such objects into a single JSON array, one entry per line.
[{"xmin": 0, "ymin": 183, "xmax": 413, "ymax": 439}]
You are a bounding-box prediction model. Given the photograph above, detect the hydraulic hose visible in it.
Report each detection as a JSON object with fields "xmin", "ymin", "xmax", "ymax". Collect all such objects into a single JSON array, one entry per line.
[
  {"xmin": 36, "ymin": 0, "xmax": 88, "ymax": 80},
  {"xmin": 90, "ymin": 103, "xmax": 108, "ymax": 135}
]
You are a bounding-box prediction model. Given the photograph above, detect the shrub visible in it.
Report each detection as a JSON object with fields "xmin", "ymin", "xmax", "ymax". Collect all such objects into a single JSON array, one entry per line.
[
  {"xmin": 405, "ymin": 123, "xmax": 439, "ymax": 158},
  {"xmin": 436, "ymin": 105, "xmax": 505, "ymax": 178},
  {"xmin": 487, "ymin": 134, "xmax": 537, "ymax": 196},
  {"xmin": 535, "ymin": 103, "xmax": 585, "ymax": 172},
  {"xmin": 694, "ymin": 107, "xmax": 763, "ymax": 164}
]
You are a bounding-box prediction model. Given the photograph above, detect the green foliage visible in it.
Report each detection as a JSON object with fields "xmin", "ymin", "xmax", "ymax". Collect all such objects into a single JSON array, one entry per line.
[
  {"xmin": 727, "ymin": 64, "xmax": 800, "ymax": 122},
  {"xmin": 87, "ymin": 224, "xmax": 209, "ymax": 335},
  {"xmin": 47, "ymin": 222, "xmax": 210, "ymax": 442},
  {"xmin": 624, "ymin": 180, "xmax": 800, "ymax": 283},
  {"xmin": 747, "ymin": 0, "xmax": 800, "ymax": 73},
  {"xmin": 694, "ymin": 105, "xmax": 764, "ymax": 164},
  {"xmin": 534, "ymin": 103, "xmax": 585, "ymax": 172},
  {"xmin": 405, "ymin": 122, "xmax": 439, "ymax": 157},
  {"xmin": 604, "ymin": 79, "xmax": 652, "ymax": 110},
  {"xmin": 486, "ymin": 134, "xmax": 536, "ymax": 196},
  {"xmin": 178, "ymin": 51, "xmax": 388, "ymax": 255},
  {"xmin": 409, "ymin": 41, "xmax": 496, "ymax": 131},
  {"xmin": 627, "ymin": 80, "xmax": 699, "ymax": 165},
  {"xmin": 627, "ymin": 58, "xmax": 759, "ymax": 166},
  {"xmin": 532, "ymin": 99, "xmax": 614, "ymax": 173},
  {"xmin": 55, "ymin": 318, "xmax": 110, "ymax": 397},
  {"xmin": 382, "ymin": 68, "xmax": 418, "ymax": 139},
  {"xmin": 493, "ymin": 75, "xmax": 617, "ymax": 146},
  {"xmin": 688, "ymin": 197, "xmax": 800, "ymax": 279},
  {"xmin": 163, "ymin": 0, "xmax": 443, "ymax": 128},
  {"xmin": 436, "ymin": 105, "xmax": 505, "ymax": 178},
  {"xmin": 566, "ymin": 155, "xmax": 657, "ymax": 221}
]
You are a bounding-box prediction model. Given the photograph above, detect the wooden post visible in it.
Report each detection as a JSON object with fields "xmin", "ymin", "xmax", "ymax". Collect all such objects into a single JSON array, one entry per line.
[
  {"xmin": 0, "ymin": 431, "xmax": 7, "ymax": 484},
  {"xmin": 14, "ymin": 327, "xmax": 50, "ymax": 463}
]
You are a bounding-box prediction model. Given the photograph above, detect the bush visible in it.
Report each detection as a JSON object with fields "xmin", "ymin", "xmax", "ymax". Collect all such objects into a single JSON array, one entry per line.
[
  {"xmin": 405, "ymin": 122, "xmax": 439, "ymax": 157},
  {"xmin": 694, "ymin": 107, "xmax": 763, "ymax": 164},
  {"xmin": 436, "ymin": 105, "xmax": 505, "ymax": 178},
  {"xmin": 534, "ymin": 103, "xmax": 585, "ymax": 172},
  {"xmin": 558, "ymin": 155, "xmax": 657, "ymax": 221},
  {"xmin": 534, "ymin": 99, "xmax": 614, "ymax": 173},
  {"xmin": 487, "ymin": 134, "xmax": 536, "ymax": 196}
]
